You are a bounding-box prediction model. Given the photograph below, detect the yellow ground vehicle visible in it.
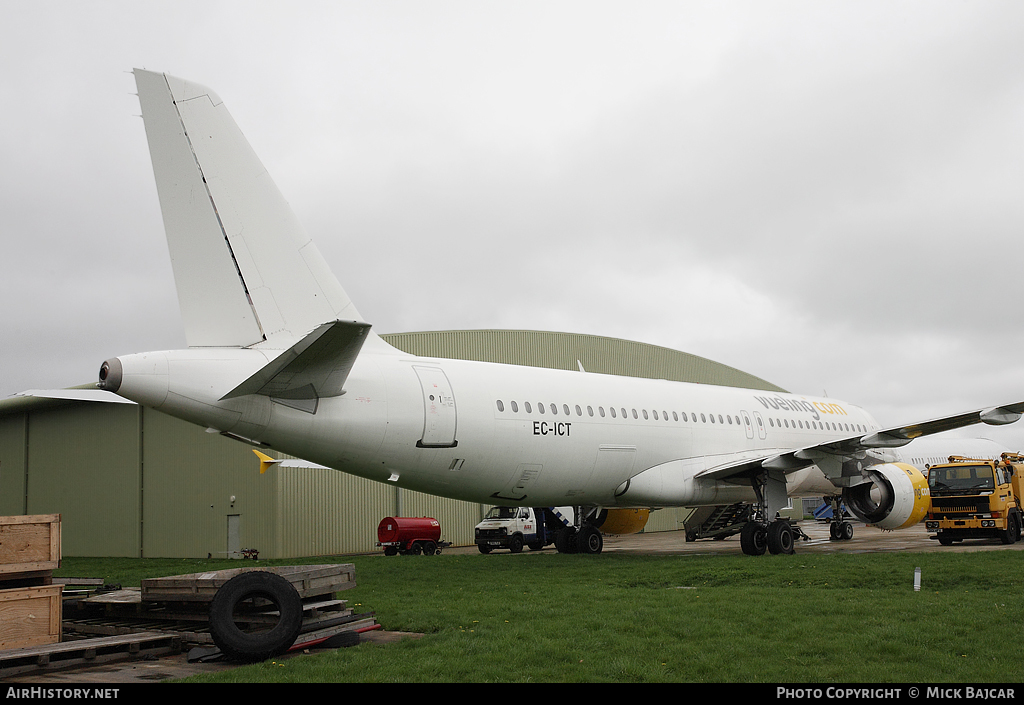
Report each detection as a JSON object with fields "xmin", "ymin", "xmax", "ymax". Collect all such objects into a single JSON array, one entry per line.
[{"xmin": 925, "ymin": 453, "xmax": 1024, "ymax": 545}]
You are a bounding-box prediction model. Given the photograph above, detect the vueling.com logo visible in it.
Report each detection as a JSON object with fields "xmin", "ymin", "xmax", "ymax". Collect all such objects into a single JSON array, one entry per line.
[{"xmin": 752, "ymin": 395, "xmax": 847, "ymax": 421}]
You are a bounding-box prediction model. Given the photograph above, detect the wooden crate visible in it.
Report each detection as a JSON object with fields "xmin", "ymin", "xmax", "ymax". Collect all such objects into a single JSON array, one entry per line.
[
  {"xmin": 0, "ymin": 514, "xmax": 61, "ymax": 577},
  {"xmin": 140, "ymin": 564, "xmax": 356, "ymax": 603},
  {"xmin": 0, "ymin": 584, "xmax": 63, "ymax": 650}
]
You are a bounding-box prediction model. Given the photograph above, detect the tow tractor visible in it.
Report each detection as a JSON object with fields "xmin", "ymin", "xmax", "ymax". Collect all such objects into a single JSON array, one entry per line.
[{"xmin": 925, "ymin": 453, "xmax": 1024, "ymax": 545}]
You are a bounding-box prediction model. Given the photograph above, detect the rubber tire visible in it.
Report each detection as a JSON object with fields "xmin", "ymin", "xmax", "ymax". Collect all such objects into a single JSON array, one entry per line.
[
  {"xmin": 740, "ymin": 522, "xmax": 767, "ymax": 556},
  {"xmin": 767, "ymin": 521, "xmax": 795, "ymax": 555},
  {"xmin": 422, "ymin": 541, "xmax": 437, "ymax": 556},
  {"xmin": 841, "ymin": 521, "xmax": 854, "ymax": 541},
  {"xmin": 555, "ymin": 528, "xmax": 578, "ymax": 554},
  {"xmin": 829, "ymin": 523, "xmax": 841, "ymax": 540},
  {"xmin": 938, "ymin": 534, "xmax": 954, "ymax": 546},
  {"xmin": 208, "ymin": 571, "xmax": 304, "ymax": 663},
  {"xmin": 509, "ymin": 534, "xmax": 524, "ymax": 554},
  {"xmin": 576, "ymin": 525, "xmax": 604, "ymax": 554},
  {"xmin": 478, "ymin": 543, "xmax": 492, "ymax": 554}
]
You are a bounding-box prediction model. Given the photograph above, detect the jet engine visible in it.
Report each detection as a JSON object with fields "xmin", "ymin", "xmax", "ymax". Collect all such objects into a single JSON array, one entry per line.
[{"xmin": 841, "ymin": 463, "xmax": 929, "ymax": 530}]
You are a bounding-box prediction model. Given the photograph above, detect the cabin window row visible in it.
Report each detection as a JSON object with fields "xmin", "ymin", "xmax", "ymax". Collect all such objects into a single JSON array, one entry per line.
[
  {"xmin": 495, "ymin": 399, "xmax": 869, "ymax": 435},
  {"xmin": 769, "ymin": 417, "xmax": 865, "ymax": 434}
]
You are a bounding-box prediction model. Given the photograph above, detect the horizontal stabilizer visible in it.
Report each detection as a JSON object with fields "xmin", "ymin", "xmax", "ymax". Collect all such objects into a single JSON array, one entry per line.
[
  {"xmin": 253, "ymin": 450, "xmax": 330, "ymax": 474},
  {"xmin": 16, "ymin": 389, "xmax": 136, "ymax": 404},
  {"xmin": 222, "ymin": 320, "xmax": 372, "ymax": 412}
]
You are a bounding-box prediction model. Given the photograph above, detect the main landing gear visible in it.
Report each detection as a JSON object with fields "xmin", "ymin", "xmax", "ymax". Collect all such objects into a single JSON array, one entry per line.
[
  {"xmin": 739, "ymin": 472, "xmax": 807, "ymax": 556},
  {"xmin": 740, "ymin": 518, "xmax": 799, "ymax": 555}
]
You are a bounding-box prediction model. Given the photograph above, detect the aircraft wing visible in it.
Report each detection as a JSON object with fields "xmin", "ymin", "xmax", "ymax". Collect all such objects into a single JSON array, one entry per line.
[{"xmin": 696, "ymin": 400, "xmax": 1024, "ymax": 483}]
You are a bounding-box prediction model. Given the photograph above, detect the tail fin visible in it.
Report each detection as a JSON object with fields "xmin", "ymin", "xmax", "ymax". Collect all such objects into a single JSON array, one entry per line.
[{"xmin": 134, "ymin": 69, "xmax": 372, "ymax": 349}]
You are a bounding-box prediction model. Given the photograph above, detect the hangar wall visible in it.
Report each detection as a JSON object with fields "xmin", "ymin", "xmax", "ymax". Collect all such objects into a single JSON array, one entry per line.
[{"xmin": 0, "ymin": 330, "xmax": 780, "ymax": 558}]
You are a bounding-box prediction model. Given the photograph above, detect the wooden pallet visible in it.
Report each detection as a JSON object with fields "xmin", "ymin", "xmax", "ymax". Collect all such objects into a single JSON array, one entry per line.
[
  {"xmin": 0, "ymin": 632, "xmax": 181, "ymax": 678},
  {"xmin": 140, "ymin": 564, "xmax": 356, "ymax": 602}
]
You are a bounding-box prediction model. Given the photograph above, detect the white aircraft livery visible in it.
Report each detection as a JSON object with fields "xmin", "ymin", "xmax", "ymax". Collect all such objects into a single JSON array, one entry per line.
[{"xmin": 96, "ymin": 70, "xmax": 1024, "ymax": 556}]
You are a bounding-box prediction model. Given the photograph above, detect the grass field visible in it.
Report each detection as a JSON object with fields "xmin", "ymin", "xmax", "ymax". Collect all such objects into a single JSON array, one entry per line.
[{"xmin": 56, "ymin": 549, "xmax": 1024, "ymax": 683}]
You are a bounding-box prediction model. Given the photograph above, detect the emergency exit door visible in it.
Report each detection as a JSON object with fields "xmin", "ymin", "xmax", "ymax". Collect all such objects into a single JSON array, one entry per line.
[{"xmin": 414, "ymin": 366, "xmax": 458, "ymax": 447}]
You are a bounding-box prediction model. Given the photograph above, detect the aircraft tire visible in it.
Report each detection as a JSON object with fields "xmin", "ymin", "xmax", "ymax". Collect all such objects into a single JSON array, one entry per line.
[
  {"xmin": 208, "ymin": 571, "xmax": 303, "ymax": 663},
  {"xmin": 740, "ymin": 522, "xmax": 767, "ymax": 556},
  {"xmin": 576, "ymin": 525, "xmax": 603, "ymax": 554},
  {"xmin": 841, "ymin": 521, "xmax": 854, "ymax": 541},
  {"xmin": 555, "ymin": 528, "xmax": 578, "ymax": 554},
  {"xmin": 829, "ymin": 523, "xmax": 841, "ymax": 540},
  {"xmin": 767, "ymin": 521, "xmax": 795, "ymax": 555}
]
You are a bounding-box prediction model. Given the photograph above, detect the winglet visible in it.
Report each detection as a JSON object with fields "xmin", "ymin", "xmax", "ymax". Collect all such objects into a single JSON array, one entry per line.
[{"xmin": 253, "ymin": 449, "xmax": 280, "ymax": 474}]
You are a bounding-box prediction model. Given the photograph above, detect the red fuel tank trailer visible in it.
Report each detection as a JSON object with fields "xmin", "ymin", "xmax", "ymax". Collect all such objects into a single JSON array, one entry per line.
[{"xmin": 377, "ymin": 517, "xmax": 448, "ymax": 556}]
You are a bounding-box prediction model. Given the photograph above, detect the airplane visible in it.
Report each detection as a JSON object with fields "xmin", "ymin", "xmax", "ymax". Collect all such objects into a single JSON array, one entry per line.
[{"xmin": 93, "ymin": 69, "xmax": 1024, "ymax": 556}]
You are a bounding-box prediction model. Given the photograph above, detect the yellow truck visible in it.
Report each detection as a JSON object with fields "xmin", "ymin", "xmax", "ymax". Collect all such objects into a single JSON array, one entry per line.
[{"xmin": 925, "ymin": 453, "xmax": 1024, "ymax": 545}]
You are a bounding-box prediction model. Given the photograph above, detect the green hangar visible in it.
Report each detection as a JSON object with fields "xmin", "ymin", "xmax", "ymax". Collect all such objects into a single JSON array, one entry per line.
[{"xmin": 0, "ymin": 330, "xmax": 785, "ymax": 558}]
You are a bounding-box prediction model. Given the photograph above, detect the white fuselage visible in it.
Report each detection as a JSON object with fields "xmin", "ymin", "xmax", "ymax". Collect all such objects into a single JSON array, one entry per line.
[{"xmin": 115, "ymin": 345, "xmax": 895, "ymax": 509}]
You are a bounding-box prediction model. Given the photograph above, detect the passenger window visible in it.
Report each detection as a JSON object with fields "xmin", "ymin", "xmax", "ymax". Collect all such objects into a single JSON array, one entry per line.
[
  {"xmin": 525, "ymin": 402, "xmax": 532, "ymax": 413},
  {"xmin": 496, "ymin": 400, "xmax": 504, "ymax": 412},
  {"xmin": 598, "ymin": 406, "xmax": 605, "ymax": 417},
  {"xmin": 700, "ymin": 413, "xmax": 706, "ymax": 423},
  {"xmin": 710, "ymin": 414, "xmax": 715, "ymax": 424},
  {"xmin": 575, "ymin": 405, "xmax": 582, "ymax": 416},
  {"xmin": 610, "ymin": 407, "xmax": 617, "ymax": 418},
  {"xmin": 538, "ymin": 403, "xmax": 545, "ymax": 414},
  {"xmin": 564, "ymin": 404, "xmax": 571, "ymax": 416},
  {"xmin": 673, "ymin": 411, "xmax": 679, "ymax": 421},
  {"xmin": 718, "ymin": 415, "xmax": 723, "ymax": 424},
  {"xmin": 511, "ymin": 401, "xmax": 518, "ymax": 413},
  {"xmin": 727, "ymin": 415, "xmax": 732, "ymax": 425},
  {"xmin": 643, "ymin": 410, "xmax": 649, "ymax": 420},
  {"xmin": 632, "ymin": 409, "xmax": 638, "ymax": 420},
  {"xmin": 551, "ymin": 404, "xmax": 558, "ymax": 415},
  {"xmin": 663, "ymin": 410, "xmax": 669, "ymax": 421},
  {"xmin": 652, "ymin": 410, "xmax": 658, "ymax": 420},
  {"xmin": 621, "ymin": 408, "xmax": 627, "ymax": 419}
]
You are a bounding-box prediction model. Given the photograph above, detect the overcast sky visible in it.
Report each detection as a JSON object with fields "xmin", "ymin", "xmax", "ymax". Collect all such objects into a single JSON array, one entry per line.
[{"xmin": 3, "ymin": 1, "xmax": 1024, "ymax": 447}]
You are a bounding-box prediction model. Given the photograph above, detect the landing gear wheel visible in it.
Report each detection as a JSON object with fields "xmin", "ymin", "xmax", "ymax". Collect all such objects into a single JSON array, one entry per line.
[
  {"xmin": 208, "ymin": 571, "xmax": 303, "ymax": 663},
  {"xmin": 576, "ymin": 525, "xmax": 603, "ymax": 554},
  {"xmin": 767, "ymin": 521, "xmax": 795, "ymax": 555},
  {"xmin": 841, "ymin": 521, "xmax": 854, "ymax": 541},
  {"xmin": 829, "ymin": 522, "xmax": 841, "ymax": 540},
  {"xmin": 555, "ymin": 528, "xmax": 578, "ymax": 554},
  {"xmin": 740, "ymin": 522, "xmax": 767, "ymax": 556}
]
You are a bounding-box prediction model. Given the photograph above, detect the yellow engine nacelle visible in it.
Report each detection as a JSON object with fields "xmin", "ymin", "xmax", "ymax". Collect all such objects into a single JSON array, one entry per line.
[
  {"xmin": 842, "ymin": 462, "xmax": 930, "ymax": 530},
  {"xmin": 595, "ymin": 508, "xmax": 650, "ymax": 535}
]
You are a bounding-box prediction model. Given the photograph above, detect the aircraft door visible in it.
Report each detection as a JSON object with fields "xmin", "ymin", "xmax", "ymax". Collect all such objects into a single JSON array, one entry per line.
[
  {"xmin": 752, "ymin": 411, "xmax": 767, "ymax": 440},
  {"xmin": 413, "ymin": 366, "xmax": 458, "ymax": 448},
  {"xmin": 741, "ymin": 411, "xmax": 755, "ymax": 440}
]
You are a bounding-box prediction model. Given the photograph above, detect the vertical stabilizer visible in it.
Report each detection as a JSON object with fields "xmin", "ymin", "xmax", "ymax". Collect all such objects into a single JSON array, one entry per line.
[{"xmin": 134, "ymin": 69, "xmax": 368, "ymax": 348}]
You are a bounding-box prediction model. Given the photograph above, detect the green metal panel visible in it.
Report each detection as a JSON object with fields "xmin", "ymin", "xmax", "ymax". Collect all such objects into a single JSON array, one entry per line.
[
  {"xmin": 0, "ymin": 414, "xmax": 28, "ymax": 516},
  {"xmin": 26, "ymin": 403, "xmax": 141, "ymax": 557},
  {"xmin": 141, "ymin": 409, "xmax": 278, "ymax": 559},
  {"xmin": 380, "ymin": 330, "xmax": 786, "ymax": 392},
  {"xmin": 273, "ymin": 466, "xmax": 396, "ymax": 557}
]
